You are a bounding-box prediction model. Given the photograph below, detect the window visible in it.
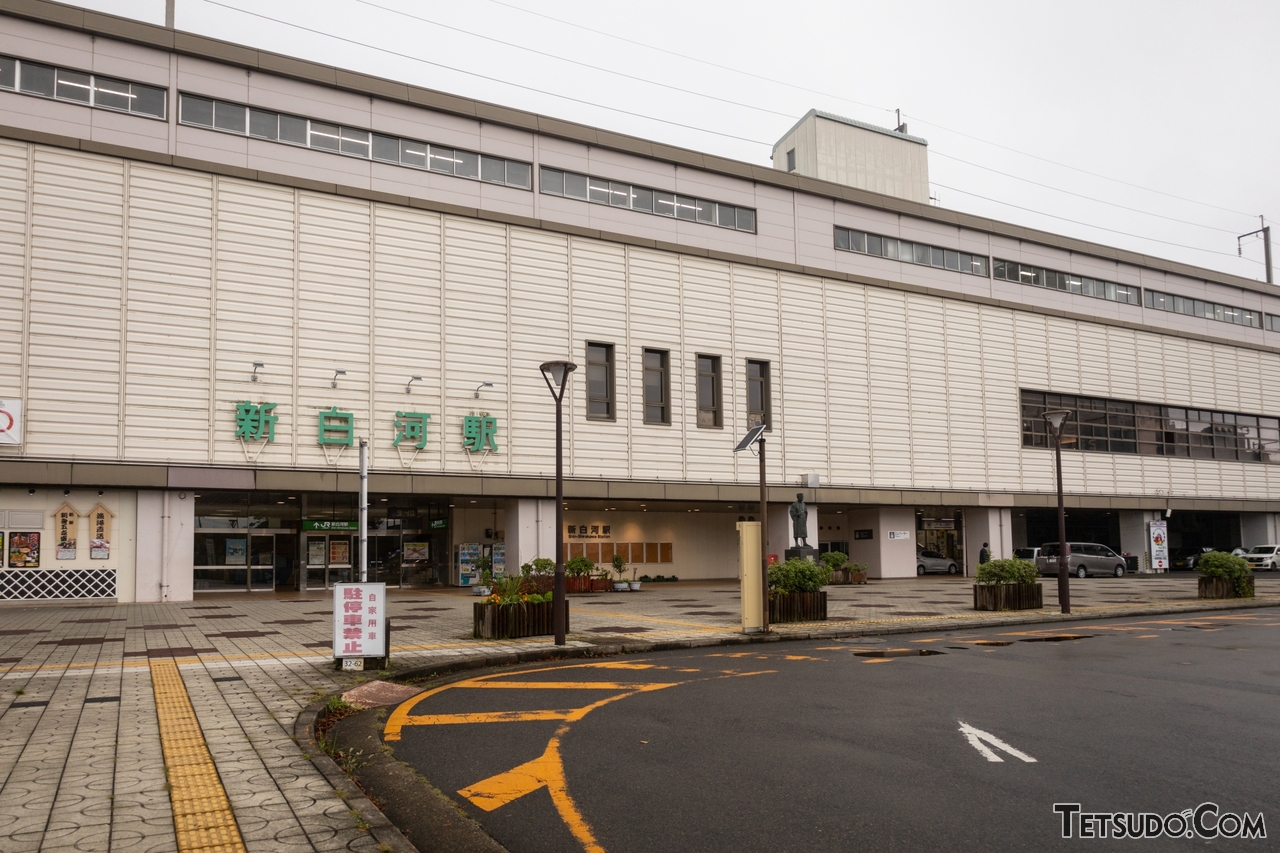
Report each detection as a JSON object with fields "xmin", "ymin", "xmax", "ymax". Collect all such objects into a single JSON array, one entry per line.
[
  {"xmin": 176, "ymin": 93, "xmax": 532, "ymax": 189},
  {"xmin": 994, "ymin": 259, "xmax": 1139, "ymax": 306},
  {"xmin": 0, "ymin": 54, "xmax": 165, "ymax": 118},
  {"xmin": 696, "ymin": 355, "xmax": 721, "ymax": 428},
  {"xmin": 1020, "ymin": 389, "xmax": 1280, "ymax": 464},
  {"xmin": 786, "ymin": 148, "xmax": 796, "ymax": 172},
  {"xmin": 1145, "ymin": 288, "xmax": 1261, "ymax": 329},
  {"xmin": 835, "ymin": 227, "xmax": 989, "ymax": 278},
  {"xmin": 540, "ymin": 167, "xmax": 757, "ymax": 233},
  {"xmin": 747, "ymin": 360, "xmax": 771, "ymax": 430},
  {"xmin": 586, "ymin": 342, "xmax": 614, "ymax": 420},
  {"xmin": 643, "ymin": 349, "xmax": 669, "ymax": 425}
]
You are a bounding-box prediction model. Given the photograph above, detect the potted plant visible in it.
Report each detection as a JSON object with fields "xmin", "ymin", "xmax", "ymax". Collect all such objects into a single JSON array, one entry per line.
[
  {"xmin": 767, "ymin": 557, "xmax": 832, "ymax": 623},
  {"xmin": 473, "ymin": 556, "xmax": 493, "ymax": 596},
  {"xmin": 592, "ymin": 564, "xmax": 612, "ymax": 592},
  {"xmin": 564, "ymin": 555, "xmax": 596, "ymax": 593},
  {"xmin": 629, "ymin": 566, "xmax": 642, "ymax": 591},
  {"xmin": 972, "ymin": 558, "xmax": 1042, "ymax": 611},
  {"xmin": 1196, "ymin": 551, "xmax": 1255, "ymax": 599},
  {"xmin": 818, "ymin": 552, "xmax": 866, "ymax": 584},
  {"xmin": 611, "ymin": 554, "xmax": 629, "ymax": 591},
  {"xmin": 473, "ymin": 576, "xmax": 564, "ymax": 639}
]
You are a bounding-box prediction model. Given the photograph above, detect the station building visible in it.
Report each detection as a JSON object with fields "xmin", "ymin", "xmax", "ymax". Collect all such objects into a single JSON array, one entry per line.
[{"xmin": 2, "ymin": 0, "xmax": 1280, "ymax": 604}]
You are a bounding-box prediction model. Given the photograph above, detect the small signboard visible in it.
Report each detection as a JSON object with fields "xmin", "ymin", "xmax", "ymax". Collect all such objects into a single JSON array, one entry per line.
[
  {"xmin": 1148, "ymin": 520, "xmax": 1169, "ymax": 571},
  {"xmin": 304, "ymin": 520, "xmax": 360, "ymax": 531},
  {"xmin": 0, "ymin": 399, "xmax": 22, "ymax": 445},
  {"xmin": 887, "ymin": 530, "xmax": 912, "ymax": 540},
  {"xmin": 88, "ymin": 504, "xmax": 112, "ymax": 560},
  {"xmin": 854, "ymin": 529, "xmax": 874, "ymax": 540},
  {"xmin": 333, "ymin": 582, "xmax": 387, "ymax": 659}
]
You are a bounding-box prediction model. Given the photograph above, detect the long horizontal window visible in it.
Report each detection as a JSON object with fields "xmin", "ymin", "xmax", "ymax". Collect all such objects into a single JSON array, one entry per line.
[
  {"xmin": 835, "ymin": 227, "xmax": 988, "ymax": 276},
  {"xmin": 995, "ymin": 259, "xmax": 1139, "ymax": 305},
  {"xmin": 178, "ymin": 94, "xmax": 532, "ymax": 190},
  {"xmin": 539, "ymin": 166, "xmax": 755, "ymax": 233},
  {"xmin": 1021, "ymin": 389, "xmax": 1280, "ymax": 464},
  {"xmin": 1145, "ymin": 289, "xmax": 1261, "ymax": 329},
  {"xmin": 0, "ymin": 54, "xmax": 165, "ymax": 118}
]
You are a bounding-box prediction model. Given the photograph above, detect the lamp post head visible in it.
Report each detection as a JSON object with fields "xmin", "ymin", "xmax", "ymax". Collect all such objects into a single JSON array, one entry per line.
[
  {"xmin": 1043, "ymin": 408, "xmax": 1071, "ymax": 437},
  {"xmin": 539, "ymin": 361, "xmax": 577, "ymax": 401}
]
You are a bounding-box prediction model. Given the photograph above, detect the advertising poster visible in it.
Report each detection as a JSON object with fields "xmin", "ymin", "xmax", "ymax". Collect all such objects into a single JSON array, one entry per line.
[
  {"xmin": 403, "ymin": 542, "xmax": 429, "ymax": 561},
  {"xmin": 89, "ymin": 504, "xmax": 112, "ymax": 560},
  {"xmin": 1148, "ymin": 520, "xmax": 1169, "ymax": 571},
  {"xmin": 333, "ymin": 582, "xmax": 387, "ymax": 659},
  {"xmin": 329, "ymin": 539, "xmax": 351, "ymax": 565},
  {"xmin": 308, "ymin": 538, "xmax": 327, "ymax": 566},
  {"xmin": 9, "ymin": 532, "xmax": 40, "ymax": 568},
  {"xmin": 0, "ymin": 398, "xmax": 22, "ymax": 445},
  {"xmin": 225, "ymin": 538, "xmax": 247, "ymax": 566},
  {"xmin": 56, "ymin": 503, "xmax": 78, "ymax": 560}
]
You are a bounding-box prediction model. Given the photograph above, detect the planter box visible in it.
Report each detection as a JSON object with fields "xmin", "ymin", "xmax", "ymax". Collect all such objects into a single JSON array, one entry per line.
[
  {"xmin": 769, "ymin": 591, "xmax": 827, "ymax": 623},
  {"xmin": 565, "ymin": 576, "xmax": 592, "ymax": 593},
  {"xmin": 1198, "ymin": 576, "xmax": 1255, "ymax": 599},
  {"xmin": 590, "ymin": 578, "xmax": 611, "ymax": 592},
  {"xmin": 973, "ymin": 583, "xmax": 1043, "ymax": 611},
  {"xmin": 473, "ymin": 600, "xmax": 566, "ymax": 639},
  {"xmin": 830, "ymin": 569, "xmax": 868, "ymax": 585}
]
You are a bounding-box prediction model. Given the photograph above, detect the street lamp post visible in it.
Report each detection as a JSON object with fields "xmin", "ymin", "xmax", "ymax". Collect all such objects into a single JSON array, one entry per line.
[
  {"xmin": 540, "ymin": 360, "xmax": 577, "ymax": 646},
  {"xmin": 1043, "ymin": 409, "xmax": 1072, "ymax": 614}
]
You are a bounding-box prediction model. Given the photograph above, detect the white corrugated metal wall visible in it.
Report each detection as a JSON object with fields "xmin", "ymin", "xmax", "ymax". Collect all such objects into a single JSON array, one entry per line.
[{"xmin": 3, "ymin": 139, "xmax": 1280, "ymax": 501}]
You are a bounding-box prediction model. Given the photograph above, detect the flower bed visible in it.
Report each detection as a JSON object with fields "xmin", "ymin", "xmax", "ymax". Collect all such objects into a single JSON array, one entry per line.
[{"xmin": 473, "ymin": 600, "xmax": 564, "ymax": 639}]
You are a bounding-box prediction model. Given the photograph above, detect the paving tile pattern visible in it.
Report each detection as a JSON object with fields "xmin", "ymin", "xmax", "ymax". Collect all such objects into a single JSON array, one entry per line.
[{"xmin": 0, "ymin": 575, "xmax": 1276, "ymax": 851}]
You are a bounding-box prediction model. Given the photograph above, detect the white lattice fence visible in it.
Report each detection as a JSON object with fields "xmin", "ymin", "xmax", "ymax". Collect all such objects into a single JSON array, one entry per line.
[{"xmin": 0, "ymin": 569, "xmax": 118, "ymax": 600}]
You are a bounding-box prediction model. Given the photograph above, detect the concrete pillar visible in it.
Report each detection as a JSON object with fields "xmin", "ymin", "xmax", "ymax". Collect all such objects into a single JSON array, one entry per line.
[
  {"xmin": 1119, "ymin": 510, "xmax": 1162, "ymax": 570},
  {"xmin": 767, "ymin": 495, "xmax": 818, "ymax": 560},
  {"xmin": 504, "ymin": 498, "xmax": 556, "ymax": 570},
  {"xmin": 963, "ymin": 508, "xmax": 1013, "ymax": 576},
  {"xmin": 135, "ymin": 490, "xmax": 194, "ymax": 602},
  {"xmin": 847, "ymin": 507, "xmax": 916, "ymax": 579},
  {"xmin": 1240, "ymin": 513, "xmax": 1280, "ymax": 549}
]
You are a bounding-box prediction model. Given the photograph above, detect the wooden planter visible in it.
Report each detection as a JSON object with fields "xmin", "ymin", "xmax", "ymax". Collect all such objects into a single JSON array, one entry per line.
[
  {"xmin": 473, "ymin": 600, "xmax": 565, "ymax": 639},
  {"xmin": 830, "ymin": 569, "xmax": 869, "ymax": 585},
  {"xmin": 973, "ymin": 583, "xmax": 1043, "ymax": 611},
  {"xmin": 565, "ymin": 576, "xmax": 592, "ymax": 593},
  {"xmin": 1198, "ymin": 576, "xmax": 1254, "ymax": 599},
  {"xmin": 590, "ymin": 578, "xmax": 611, "ymax": 592},
  {"xmin": 769, "ymin": 591, "xmax": 827, "ymax": 623}
]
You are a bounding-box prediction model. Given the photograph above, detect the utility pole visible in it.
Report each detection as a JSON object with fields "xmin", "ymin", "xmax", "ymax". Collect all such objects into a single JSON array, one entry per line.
[{"xmin": 1238, "ymin": 216, "xmax": 1272, "ymax": 285}]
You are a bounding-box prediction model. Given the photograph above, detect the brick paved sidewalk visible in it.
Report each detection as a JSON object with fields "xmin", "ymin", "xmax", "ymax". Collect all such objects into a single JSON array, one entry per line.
[{"xmin": 1, "ymin": 574, "xmax": 1276, "ymax": 852}]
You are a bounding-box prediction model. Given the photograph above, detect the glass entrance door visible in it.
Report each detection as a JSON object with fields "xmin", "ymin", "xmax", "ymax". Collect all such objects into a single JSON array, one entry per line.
[
  {"xmin": 249, "ymin": 535, "xmax": 275, "ymax": 591},
  {"xmin": 306, "ymin": 535, "xmax": 328, "ymax": 589}
]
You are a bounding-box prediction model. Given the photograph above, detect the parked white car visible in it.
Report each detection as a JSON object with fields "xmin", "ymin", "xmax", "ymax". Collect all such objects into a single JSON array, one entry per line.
[{"xmin": 1243, "ymin": 545, "xmax": 1280, "ymax": 571}]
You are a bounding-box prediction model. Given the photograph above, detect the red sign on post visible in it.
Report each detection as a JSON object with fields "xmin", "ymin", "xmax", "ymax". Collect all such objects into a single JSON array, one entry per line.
[{"xmin": 332, "ymin": 583, "xmax": 386, "ymax": 663}]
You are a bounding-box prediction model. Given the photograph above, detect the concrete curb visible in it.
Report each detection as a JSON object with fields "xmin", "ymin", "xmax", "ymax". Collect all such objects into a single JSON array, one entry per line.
[{"xmin": 294, "ymin": 698, "xmax": 422, "ymax": 853}]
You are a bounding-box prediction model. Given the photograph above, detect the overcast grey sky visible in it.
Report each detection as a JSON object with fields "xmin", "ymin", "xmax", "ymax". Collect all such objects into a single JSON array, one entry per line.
[{"xmin": 64, "ymin": 0, "xmax": 1280, "ymax": 281}]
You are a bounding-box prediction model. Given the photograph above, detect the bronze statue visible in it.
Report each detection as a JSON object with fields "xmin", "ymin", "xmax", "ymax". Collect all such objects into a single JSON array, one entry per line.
[{"xmin": 789, "ymin": 493, "xmax": 809, "ymax": 547}]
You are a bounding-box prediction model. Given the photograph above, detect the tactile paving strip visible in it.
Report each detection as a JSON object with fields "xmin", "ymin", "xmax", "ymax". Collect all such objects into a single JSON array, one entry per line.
[{"xmin": 150, "ymin": 659, "xmax": 248, "ymax": 853}]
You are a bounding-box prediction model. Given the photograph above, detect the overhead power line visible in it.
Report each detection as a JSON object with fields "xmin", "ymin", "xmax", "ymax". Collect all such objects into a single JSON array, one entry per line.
[
  {"xmin": 197, "ymin": 0, "xmax": 774, "ymax": 147},
  {"xmin": 932, "ymin": 183, "xmax": 1263, "ymax": 264}
]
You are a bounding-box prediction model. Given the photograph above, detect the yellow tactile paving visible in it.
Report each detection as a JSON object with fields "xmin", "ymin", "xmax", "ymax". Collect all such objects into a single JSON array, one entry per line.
[{"xmin": 150, "ymin": 659, "xmax": 248, "ymax": 853}]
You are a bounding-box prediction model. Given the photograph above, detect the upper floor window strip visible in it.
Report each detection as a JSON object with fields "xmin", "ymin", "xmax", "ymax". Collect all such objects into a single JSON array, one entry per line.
[
  {"xmin": 1145, "ymin": 288, "xmax": 1262, "ymax": 329},
  {"xmin": 835, "ymin": 226, "xmax": 989, "ymax": 277},
  {"xmin": 0, "ymin": 54, "xmax": 165, "ymax": 119},
  {"xmin": 994, "ymin": 259, "xmax": 1139, "ymax": 305},
  {"xmin": 177, "ymin": 93, "xmax": 532, "ymax": 190},
  {"xmin": 539, "ymin": 166, "xmax": 756, "ymax": 233}
]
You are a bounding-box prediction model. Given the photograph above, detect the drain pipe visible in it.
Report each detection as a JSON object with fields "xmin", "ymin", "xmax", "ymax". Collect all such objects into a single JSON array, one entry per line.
[{"xmin": 160, "ymin": 490, "xmax": 170, "ymax": 601}]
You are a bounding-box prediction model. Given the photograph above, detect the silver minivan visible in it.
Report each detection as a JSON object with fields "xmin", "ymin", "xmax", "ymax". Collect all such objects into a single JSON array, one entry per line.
[{"xmin": 1037, "ymin": 542, "xmax": 1127, "ymax": 578}]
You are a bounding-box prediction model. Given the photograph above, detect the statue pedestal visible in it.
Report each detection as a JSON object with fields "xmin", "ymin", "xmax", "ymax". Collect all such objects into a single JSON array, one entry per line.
[{"xmin": 785, "ymin": 547, "xmax": 819, "ymax": 563}]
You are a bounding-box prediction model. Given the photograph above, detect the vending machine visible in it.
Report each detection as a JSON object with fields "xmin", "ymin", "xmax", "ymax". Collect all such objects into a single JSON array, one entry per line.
[{"xmin": 453, "ymin": 542, "xmax": 482, "ymax": 586}]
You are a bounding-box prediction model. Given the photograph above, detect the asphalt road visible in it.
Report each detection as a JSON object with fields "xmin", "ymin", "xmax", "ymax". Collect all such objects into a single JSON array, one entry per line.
[{"xmin": 384, "ymin": 610, "xmax": 1280, "ymax": 852}]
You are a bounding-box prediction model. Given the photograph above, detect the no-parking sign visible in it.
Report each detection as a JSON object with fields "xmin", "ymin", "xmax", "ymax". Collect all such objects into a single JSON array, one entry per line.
[{"xmin": 0, "ymin": 399, "xmax": 22, "ymax": 445}]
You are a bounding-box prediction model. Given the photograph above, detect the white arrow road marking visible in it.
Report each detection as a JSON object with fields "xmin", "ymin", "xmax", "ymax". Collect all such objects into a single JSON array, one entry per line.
[{"xmin": 958, "ymin": 721, "xmax": 1037, "ymax": 763}]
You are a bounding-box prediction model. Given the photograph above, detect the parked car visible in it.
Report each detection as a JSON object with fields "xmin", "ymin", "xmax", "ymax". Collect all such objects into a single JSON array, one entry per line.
[
  {"xmin": 1037, "ymin": 542, "xmax": 1128, "ymax": 578},
  {"xmin": 1172, "ymin": 546, "xmax": 1213, "ymax": 570},
  {"xmin": 1243, "ymin": 544, "xmax": 1280, "ymax": 571},
  {"xmin": 916, "ymin": 550, "xmax": 959, "ymax": 575},
  {"xmin": 1013, "ymin": 547, "xmax": 1040, "ymax": 563}
]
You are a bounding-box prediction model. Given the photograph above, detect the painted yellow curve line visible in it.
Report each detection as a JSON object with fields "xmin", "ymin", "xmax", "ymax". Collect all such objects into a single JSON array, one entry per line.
[{"xmin": 150, "ymin": 659, "xmax": 246, "ymax": 853}]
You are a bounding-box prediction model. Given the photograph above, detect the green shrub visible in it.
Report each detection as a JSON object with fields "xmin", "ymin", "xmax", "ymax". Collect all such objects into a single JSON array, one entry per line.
[
  {"xmin": 819, "ymin": 552, "xmax": 849, "ymax": 571},
  {"xmin": 565, "ymin": 555, "xmax": 596, "ymax": 577},
  {"xmin": 975, "ymin": 558, "xmax": 1039, "ymax": 586},
  {"xmin": 1196, "ymin": 551, "xmax": 1254, "ymax": 597},
  {"xmin": 530, "ymin": 557, "xmax": 555, "ymax": 575},
  {"xmin": 768, "ymin": 557, "xmax": 833, "ymax": 594}
]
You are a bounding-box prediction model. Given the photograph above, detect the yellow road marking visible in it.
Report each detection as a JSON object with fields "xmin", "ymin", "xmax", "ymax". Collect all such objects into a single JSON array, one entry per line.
[
  {"xmin": 1136, "ymin": 634, "xmax": 1159, "ymax": 638},
  {"xmin": 466, "ymin": 681, "xmax": 667, "ymax": 690},
  {"xmin": 863, "ymin": 658, "xmax": 893, "ymax": 664},
  {"xmin": 150, "ymin": 659, "xmax": 246, "ymax": 853},
  {"xmin": 460, "ymin": 724, "xmax": 604, "ymax": 853},
  {"xmin": 783, "ymin": 655, "xmax": 824, "ymax": 661}
]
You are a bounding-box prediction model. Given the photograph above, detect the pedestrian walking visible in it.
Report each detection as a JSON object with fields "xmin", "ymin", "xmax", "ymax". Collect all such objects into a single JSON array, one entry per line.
[{"xmin": 978, "ymin": 542, "xmax": 990, "ymax": 567}]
